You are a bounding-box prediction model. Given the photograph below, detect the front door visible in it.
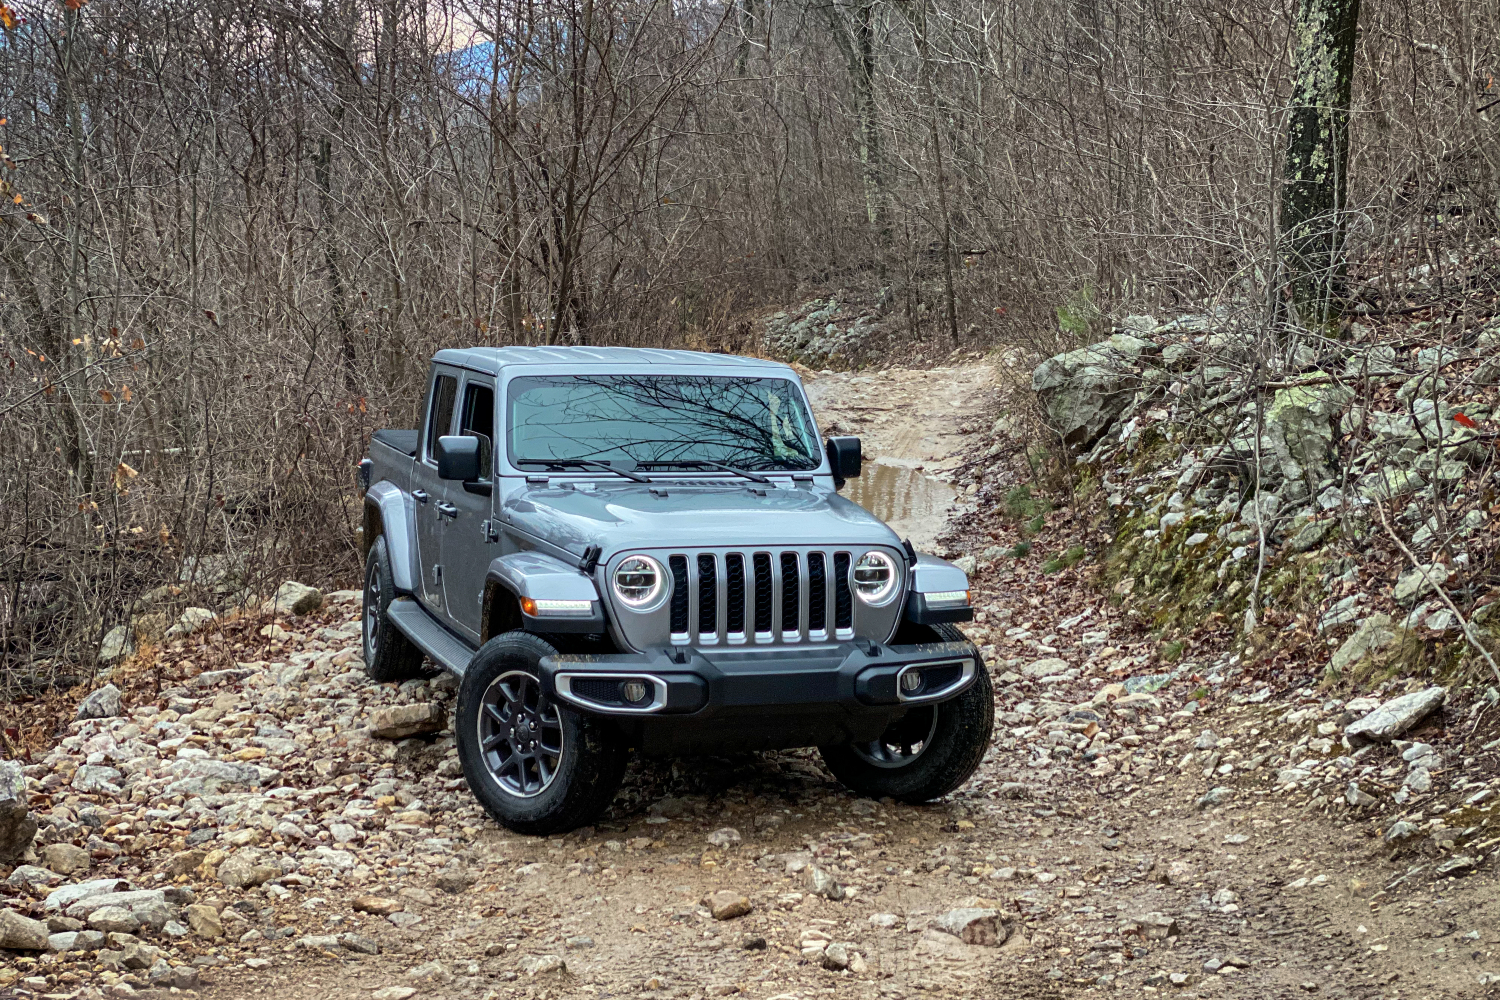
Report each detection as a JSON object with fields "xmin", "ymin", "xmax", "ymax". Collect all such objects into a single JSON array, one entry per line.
[
  {"xmin": 415, "ymin": 369, "xmax": 459, "ymax": 616},
  {"xmin": 441, "ymin": 374, "xmax": 498, "ymax": 640}
]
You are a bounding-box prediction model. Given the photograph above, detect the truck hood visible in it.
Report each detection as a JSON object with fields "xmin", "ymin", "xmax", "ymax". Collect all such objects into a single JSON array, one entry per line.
[{"xmin": 502, "ymin": 481, "xmax": 902, "ymax": 556}]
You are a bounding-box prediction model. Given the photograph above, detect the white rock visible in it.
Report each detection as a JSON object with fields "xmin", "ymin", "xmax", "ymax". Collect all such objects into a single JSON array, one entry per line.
[
  {"xmin": 98, "ymin": 625, "xmax": 134, "ymax": 664},
  {"xmin": 267, "ymin": 581, "xmax": 324, "ymax": 616},
  {"xmin": 1345, "ymin": 687, "xmax": 1447, "ymax": 745},
  {"xmin": 1394, "ymin": 563, "xmax": 1449, "ymax": 604},
  {"xmin": 930, "ymin": 907, "xmax": 1008, "ymax": 946},
  {"xmin": 706, "ymin": 827, "xmax": 742, "ymax": 849},
  {"xmin": 77, "ymin": 684, "xmax": 123, "ymax": 720},
  {"xmin": 43, "ymin": 878, "xmax": 130, "ymax": 911},
  {"xmin": 71, "ymin": 765, "xmax": 124, "ymax": 795},
  {"xmin": 165, "ymin": 607, "xmax": 218, "ymax": 639}
]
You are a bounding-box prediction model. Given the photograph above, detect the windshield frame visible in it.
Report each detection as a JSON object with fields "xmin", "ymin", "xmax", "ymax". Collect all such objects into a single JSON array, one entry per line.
[{"xmin": 499, "ymin": 366, "xmax": 827, "ymax": 478}]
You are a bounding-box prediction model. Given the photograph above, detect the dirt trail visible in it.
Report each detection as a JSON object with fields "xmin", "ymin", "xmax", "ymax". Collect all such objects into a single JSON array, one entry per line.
[
  {"xmin": 7, "ymin": 365, "xmax": 1496, "ymax": 1000},
  {"xmin": 804, "ymin": 364, "xmax": 997, "ymax": 551}
]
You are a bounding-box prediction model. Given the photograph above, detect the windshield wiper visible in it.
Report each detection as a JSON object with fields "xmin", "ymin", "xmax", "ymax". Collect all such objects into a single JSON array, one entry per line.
[
  {"xmin": 638, "ymin": 459, "xmax": 772, "ymax": 484},
  {"xmin": 516, "ymin": 458, "xmax": 651, "ymax": 483}
]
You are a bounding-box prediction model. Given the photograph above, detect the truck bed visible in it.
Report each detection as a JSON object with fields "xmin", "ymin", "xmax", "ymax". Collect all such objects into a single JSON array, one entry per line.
[{"xmin": 371, "ymin": 428, "xmax": 419, "ymax": 457}]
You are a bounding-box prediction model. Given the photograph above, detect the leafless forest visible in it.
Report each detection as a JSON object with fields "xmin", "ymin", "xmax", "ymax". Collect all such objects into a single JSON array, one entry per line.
[{"xmin": 0, "ymin": 0, "xmax": 1497, "ymax": 680}]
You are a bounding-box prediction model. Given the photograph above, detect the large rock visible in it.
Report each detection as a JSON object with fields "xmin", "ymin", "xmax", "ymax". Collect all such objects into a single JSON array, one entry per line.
[
  {"xmin": 1394, "ymin": 563, "xmax": 1449, "ymax": 604},
  {"xmin": 87, "ymin": 905, "xmax": 141, "ymax": 934},
  {"xmin": 704, "ymin": 890, "xmax": 751, "ymax": 920},
  {"xmin": 97, "ymin": 625, "xmax": 134, "ymax": 664},
  {"xmin": 71, "ymin": 765, "xmax": 124, "ymax": 795},
  {"xmin": 516, "ymin": 954, "xmax": 565, "ymax": 976},
  {"xmin": 0, "ymin": 760, "xmax": 37, "ymax": 861},
  {"xmin": 216, "ymin": 849, "xmax": 280, "ymax": 889},
  {"xmin": 0, "ymin": 908, "xmax": 51, "ymax": 950},
  {"xmin": 64, "ymin": 888, "xmax": 171, "ymax": 925},
  {"xmin": 164, "ymin": 606, "xmax": 218, "ymax": 639},
  {"xmin": 368, "ymin": 703, "xmax": 447, "ymax": 740},
  {"xmin": 39, "ymin": 843, "xmax": 90, "ymax": 875},
  {"xmin": 163, "ymin": 759, "xmax": 271, "ymax": 796},
  {"xmin": 42, "ymin": 878, "xmax": 130, "ymax": 911},
  {"xmin": 1264, "ymin": 376, "xmax": 1355, "ymax": 487},
  {"xmin": 76, "ymin": 683, "xmax": 123, "ymax": 720},
  {"xmin": 1345, "ymin": 687, "xmax": 1447, "ymax": 745},
  {"xmin": 805, "ymin": 865, "xmax": 845, "ymax": 901},
  {"xmin": 930, "ymin": 908, "xmax": 1009, "ymax": 946},
  {"xmin": 1032, "ymin": 342, "xmax": 1139, "ymax": 447},
  {"xmin": 184, "ymin": 903, "xmax": 223, "ymax": 939},
  {"xmin": 1328, "ymin": 615, "xmax": 1401, "ymax": 675},
  {"xmin": 1024, "ymin": 657, "xmax": 1070, "ymax": 678},
  {"xmin": 266, "ymin": 581, "xmax": 323, "ymax": 616}
]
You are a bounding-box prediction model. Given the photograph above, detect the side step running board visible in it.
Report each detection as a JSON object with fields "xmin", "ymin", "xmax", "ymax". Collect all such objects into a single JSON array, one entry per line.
[{"xmin": 386, "ymin": 598, "xmax": 475, "ymax": 677}]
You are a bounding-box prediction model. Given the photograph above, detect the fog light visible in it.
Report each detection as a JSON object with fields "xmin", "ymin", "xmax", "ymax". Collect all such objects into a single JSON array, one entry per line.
[
  {"xmin": 621, "ymin": 680, "xmax": 650, "ymax": 704},
  {"xmin": 900, "ymin": 670, "xmax": 923, "ymax": 693}
]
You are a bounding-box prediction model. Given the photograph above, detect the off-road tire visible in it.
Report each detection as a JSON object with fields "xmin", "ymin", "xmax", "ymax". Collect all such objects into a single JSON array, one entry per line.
[
  {"xmin": 362, "ymin": 536, "xmax": 429, "ymax": 683},
  {"xmin": 819, "ymin": 622, "xmax": 994, "ymax": 802},
  {"xmin": 456, "ymin": 631, "xmax": 628, "ymax": 835}
]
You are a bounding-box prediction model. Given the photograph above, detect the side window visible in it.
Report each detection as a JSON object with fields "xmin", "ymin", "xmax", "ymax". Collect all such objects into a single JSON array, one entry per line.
[
  {"xmin": 459, "ymin": 381, "xmax": 495, "ymax": 481},
  {"xmin": 425, "ymin": 373, "xmax": 458, "ymax": 462}
]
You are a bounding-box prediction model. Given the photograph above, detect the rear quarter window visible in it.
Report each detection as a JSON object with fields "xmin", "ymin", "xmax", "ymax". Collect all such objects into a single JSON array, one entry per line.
[{"xmin": 425, "ymin": 373, "xmax": 458, "ymax": 461}]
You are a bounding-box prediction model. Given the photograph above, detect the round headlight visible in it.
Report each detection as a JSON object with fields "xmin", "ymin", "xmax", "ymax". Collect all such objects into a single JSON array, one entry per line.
[
  {"xmin": 613, "ymin": 554, "xmax": 666, "ymax": 610},
  {"xmin": 852, "ymin": 550, "xmax": 899, "ymax": 605}
]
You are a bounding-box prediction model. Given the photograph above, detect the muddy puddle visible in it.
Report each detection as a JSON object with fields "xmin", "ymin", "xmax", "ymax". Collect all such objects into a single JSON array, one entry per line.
[{"xmin": 843, "ymin": 459, "xmax": 956, "ymax": 550}]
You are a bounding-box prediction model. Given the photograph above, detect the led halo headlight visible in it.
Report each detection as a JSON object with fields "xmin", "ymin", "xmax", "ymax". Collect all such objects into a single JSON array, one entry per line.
[
  {"xmin": 851, "ymin": 550, "xmax": 900, "ymax": 606},
  {"xmin": 612, "ymin": 554, "xmax": 668, "ymax": 611}
]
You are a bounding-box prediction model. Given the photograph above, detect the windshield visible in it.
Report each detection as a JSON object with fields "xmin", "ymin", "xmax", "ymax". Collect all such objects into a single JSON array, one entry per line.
[{"xmin": 507, "ymin": 374, "xmax": 821, "ymax": 472}]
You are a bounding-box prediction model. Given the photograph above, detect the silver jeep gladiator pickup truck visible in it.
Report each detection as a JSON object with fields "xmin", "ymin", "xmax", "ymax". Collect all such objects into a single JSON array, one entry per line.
[{"xmin": 358, "ymin": 346, "xmax": 994, "ymax": 833}]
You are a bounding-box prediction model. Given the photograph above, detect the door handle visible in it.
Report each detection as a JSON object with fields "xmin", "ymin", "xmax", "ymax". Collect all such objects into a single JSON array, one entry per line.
[
  {"xmin": 411, "ymin": 490, "xmax": 429, "ymax": 503},
  {"xmin": 436, "ymin": 502, "xmax": 458, "ymax": 517}
]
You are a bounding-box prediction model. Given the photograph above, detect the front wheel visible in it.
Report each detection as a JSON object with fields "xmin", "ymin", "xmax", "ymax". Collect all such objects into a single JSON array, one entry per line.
[
  {"xmin": 819, "ymin": 625, "xmax": 994, "ymax": 802},
  {"xmin": 455, "ymin": 631, "xmax": 627, "ymax": 835}
]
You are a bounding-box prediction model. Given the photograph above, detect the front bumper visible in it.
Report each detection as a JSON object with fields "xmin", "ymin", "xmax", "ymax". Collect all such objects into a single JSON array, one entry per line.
[{"xmin": 538, "ymin": 639, "xmax": 979, "ymax": 718}]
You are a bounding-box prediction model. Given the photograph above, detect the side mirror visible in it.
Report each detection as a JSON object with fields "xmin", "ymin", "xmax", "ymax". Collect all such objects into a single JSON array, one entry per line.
[
  {"xmin": 435, "ymin": 435, "xmax": 481, "ymax": 481},
  {"xmin": 825, "ymin": 436, "xmax": 862, "ymax": 488}
]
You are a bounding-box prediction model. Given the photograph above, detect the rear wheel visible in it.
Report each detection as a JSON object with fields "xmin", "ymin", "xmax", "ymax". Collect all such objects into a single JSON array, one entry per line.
[
  {"xmin": 819, "ymin": 623, "xmax": 994, "ymax": 802},
  {"xmin": 456, "ymin": 631, "xmax": 627, "ymax": 835},
  {"xmin": 362, "ymin": 536, "xmax": 428, "ymax": 683}
]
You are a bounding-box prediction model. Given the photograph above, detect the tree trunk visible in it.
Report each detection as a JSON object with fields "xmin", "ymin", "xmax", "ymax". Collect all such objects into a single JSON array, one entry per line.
[
  {"xmin": 852, "ymin": 4, "xmax": 889, "ymax": 248},
  {"xmin": 821, "ymin": 2, "xmax": 890, "ymax": 255},
  {"xmin": 314, "ymin": 128, "xmax": 357, "ymax": 393},
  {"xmin": 907, "ymin": 0, "xmax": 959, "ymax": 348},
  {"xmin": 1279, "ymin": 0, "xmax": 1361, "ymax": 330}
]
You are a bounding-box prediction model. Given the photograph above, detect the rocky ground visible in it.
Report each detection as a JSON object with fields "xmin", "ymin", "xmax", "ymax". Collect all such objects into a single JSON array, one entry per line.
[{"xmin": 1, "ymin": 362, "xmax": 1498, "ymax": 1000}]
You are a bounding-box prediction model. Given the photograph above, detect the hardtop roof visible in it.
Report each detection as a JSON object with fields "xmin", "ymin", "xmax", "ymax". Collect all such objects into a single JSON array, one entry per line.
[{"xmin": 431, "ymin": 345, "xmax": 792, "ymax": 374}]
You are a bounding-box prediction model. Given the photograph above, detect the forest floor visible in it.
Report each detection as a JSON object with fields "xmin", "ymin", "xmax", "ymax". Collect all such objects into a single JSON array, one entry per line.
[{"xmin": 6, "ymin": 362, "xmax": 1498, "ymax": 1000}]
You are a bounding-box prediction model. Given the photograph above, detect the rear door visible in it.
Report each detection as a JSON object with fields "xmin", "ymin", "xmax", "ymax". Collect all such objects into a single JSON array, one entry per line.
[
  {"xmin": 440, "ymin": 373, "xmax": 498, "ymax": 639},
  {"xmin": 415, "ymin": 367, "xmax": 459, "ymax": 616}
]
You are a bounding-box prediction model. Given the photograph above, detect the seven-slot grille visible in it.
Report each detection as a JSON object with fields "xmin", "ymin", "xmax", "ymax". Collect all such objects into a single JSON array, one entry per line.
[{"xmin": 664, "ymin": 548, "xmax": 864, "ymax": 645}]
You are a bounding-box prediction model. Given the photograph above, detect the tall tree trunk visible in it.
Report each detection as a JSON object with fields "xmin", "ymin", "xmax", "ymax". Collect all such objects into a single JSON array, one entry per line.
[
  {"xmin": 1279, "ymin": 0, "xmax": 1361, "ymax": 330},
  {"xmin": 314, "ymin": 127, "xmax": 357, "ymax": 393},
  {"xmin": 907, "ymin": 0, "xmax": 959, "ymax": 347},
  {"xmin": 822, "ymin": 2, "xmax": 890, "ymax": 256},
  {"xmin": 852, "ymin": 4, "xmax": 889, "ymax": 248}
]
